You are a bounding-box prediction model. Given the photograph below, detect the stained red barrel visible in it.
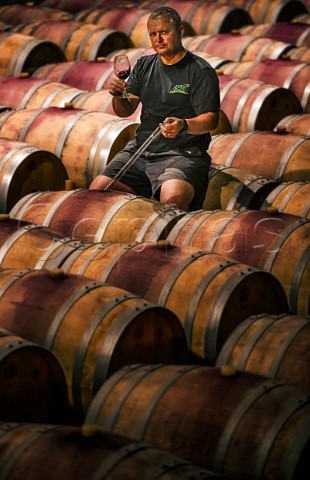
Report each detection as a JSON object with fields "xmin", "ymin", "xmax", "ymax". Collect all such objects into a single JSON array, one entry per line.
[
  {"xmin": 75, "ymin": 7, "xmax": 195, "ymax": 47},
  {"xmin": 182, "ymin": 33, "xmax": 294, "ymax": 62},
  {"xmin": 85, "ymin": 364, "xmax": 310, "ymax": 480},
  {"xmin": 0, "ymin": 422, "xmax": 228, "ymax": 479},
  {"xmin": 12, "ymin": 19, "xmax": 133, "ymax": 61},
  {"xmin": 218, "ymin": 72, "xmax": 302, "ymax": 132},
  {"xmin": 0, "ymin": 267, "xmax": 189, "ymax": 414},
  {"xmin": 47, "ymin": 240, "xmax": 290, "ymax": 363},
  {"xmin": 167, "ymin": 209, "xmax": 310, "ymax": 314},
  {"xmin": 245, "ymin": 58, "xmax": 310, "ymax": 113},
  {"xmin": 209, "ymin": 130, "xmax": 310, "ymax": 182},
  {"xmin": 9, "ymin": 189, "xmax": 187, "ymax": 244},
  {"xmin": 0, "ymin": 74, "xmax": 84, "ymax": 109},
  {"xmin": 221, "ymin": 58, "xmax": 310, "ymax": 114},
  {"xmin": 33, "ymin": 57, "xmax": 115, "ymax": 90},
  {"xmin": 241, "ymin": 22, "xmax": 310, "ymax": 47}
]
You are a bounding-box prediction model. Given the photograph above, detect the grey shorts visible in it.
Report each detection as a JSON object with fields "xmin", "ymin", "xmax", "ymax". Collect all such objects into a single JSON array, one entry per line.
[{"xmin": 102, "ymin": 141, "xmax": 211, "ymax": 210}]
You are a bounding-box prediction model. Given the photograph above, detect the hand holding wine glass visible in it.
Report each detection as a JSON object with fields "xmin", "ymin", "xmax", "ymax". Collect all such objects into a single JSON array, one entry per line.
[{"xmin": 113, "ymin": 54, "xmax": 131, "ymax": 99}]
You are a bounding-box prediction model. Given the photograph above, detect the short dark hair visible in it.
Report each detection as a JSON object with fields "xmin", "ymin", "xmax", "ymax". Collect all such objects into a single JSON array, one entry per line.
[{"xmin": 148, "ymin": 7, "xmax": 182, "ymax": 30}]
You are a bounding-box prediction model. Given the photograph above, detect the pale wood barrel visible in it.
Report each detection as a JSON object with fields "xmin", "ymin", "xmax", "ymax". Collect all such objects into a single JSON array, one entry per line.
[
  {"xmin": 275, "ymin": 114, "xmax": 310, "ymax": 135},
  {"xmin": 261, "ymin": 181, "xmax": 310, "ymax": 218},
  {"xmin": 216, "ymin": 313, "xmax": 310, "ymax": 393},
  {"xmin": 204, "ymin": 165, "xmax": 279, "ymax": 210},
  {"xmin": 0, "ymin": 105, "xmax": 138, "ymax": 188},
  {"xmin": 0, "ymin": 31, "xmax": 66, "ymax": 76},
  {"xmin": 0, "ymin": 137, "xmax": 68, "ymax": 213}
]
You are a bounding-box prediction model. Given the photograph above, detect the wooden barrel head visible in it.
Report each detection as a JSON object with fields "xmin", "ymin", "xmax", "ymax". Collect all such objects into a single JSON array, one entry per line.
[
  {"xmin": 0, "ymin": 328, "xmax": 68, "ymax": 423},
  {"xmin": 0, "ymin": 138, "xmax": 68, "ymax": 213}
]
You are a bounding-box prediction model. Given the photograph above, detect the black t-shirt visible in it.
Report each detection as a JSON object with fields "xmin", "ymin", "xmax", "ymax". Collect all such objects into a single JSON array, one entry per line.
[{"xmin": 127, "ymin": 51, "xmax": 220, "ymax": 152}]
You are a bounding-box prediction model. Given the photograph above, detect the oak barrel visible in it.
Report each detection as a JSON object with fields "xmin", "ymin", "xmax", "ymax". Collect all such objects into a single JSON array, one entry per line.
[
  {"xmin": 0, "ymin": 31, "xmax": 66, "ymax": 76},
  {"xmin": 204, "ymin": 165, "xmax": 279, "ymax": 210},
  {"xmin": 0, "ymin": 74, "xmax": 84, "ymax": 109},
  {"xmin": 275, "ymin": 113, "xmax": 310, "ymax": 135},
  {"xmin": 75, "ymin": 7, "xmax": 195, "ymax": 47},
  {"xmin": 33, "ymin": 57, "xmax": 115, "ymax": 91},
  {"xmin": 0, "ymin": 106, "xmax": 138, "ymax": 188},
  {"xmin": 73, "ymin": 89, "xmax": 142, "ymax": 121},
  {"xmin": 0, "ymin": 215, "xmax": 81, "ymax": 270},
  {"xmin": 0, "ymin": 422, "xmax": 227, "ymax": 479},
  {"xmin": 240, "ymin": 22, "xmax": 310, "ymax": 47},
  {"xmin": 216, "ymin": 313, "xmax": 310, "ymax": 392},
  {"xmin": 182, "ymin": 33, "xmax": 294, "ymax": 62},
  {"xmin": 167, "ymin": 209, "xmax": 310, "ymax": 314},
  {"xmin": 12, "ymin": 20, "xmax": 133, "ymax": 61},
  {"xmin": 209, "ymin": 131, "xmax": 310, "ymax": 182},
  {"xmin": 261, "ymin": 181, "xmax": 310, "ymax": 218},
  {"xmin": 56, "ymin": 240, "xmax": 289, "ymax": 363},
  {"xmin": 287, "ymin": 45, "xmax": 310, "ymax": 62},
  {"xmin": 9, "ymin": 189, "xmax": 187, "ymax": 244},
  {"xmin": 217, "ymin": 72, "xmax": 302, "ymax": 132},
  {"xmin": 0, "ymin": 267, "xmax": 189, "ymax": 414},
  {"xmin": 220, "ymin": 58, "xmax": 310, "ymax": 114},
  {"xmin": 38, "ymin": 0, "xmax": 99, "ymax": 13},
  {"xmin": 85, "ymin": 364, "xmax": 310, "ymax": 480},
  {"xmin": 0, "ymin": 138, "xmax": 68, "ymax": 213},
  {"xmin": 0, "ymin": 328, "xmax": 68, "ymax": 423},
  {"xmin": 227, "ymin": 0, "xmax": 307, "ymax": 23},
  {"xmin": 245, "ymin": 58, "xmax": 310, "ymax": 113},
  {"xmin": 0, "ymin": 4, "xmax": 71, "ymax": 25}
]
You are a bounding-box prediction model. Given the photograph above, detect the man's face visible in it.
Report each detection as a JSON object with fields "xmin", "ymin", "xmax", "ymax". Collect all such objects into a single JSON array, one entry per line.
[{"xmin": 147, "ymin": 16, "xmax": 182, "ymax": 56}]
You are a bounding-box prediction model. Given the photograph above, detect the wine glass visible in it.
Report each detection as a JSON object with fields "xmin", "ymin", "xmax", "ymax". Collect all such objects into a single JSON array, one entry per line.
[{"xmin": 114, "ymin": 54, "xmax": 131, "ymax": 99}]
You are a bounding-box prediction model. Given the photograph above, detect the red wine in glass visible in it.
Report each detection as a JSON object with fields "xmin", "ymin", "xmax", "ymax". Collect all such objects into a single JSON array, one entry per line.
[{"xmin": 114, "ymin": 54, "xmax": 131, "ymax": 98}]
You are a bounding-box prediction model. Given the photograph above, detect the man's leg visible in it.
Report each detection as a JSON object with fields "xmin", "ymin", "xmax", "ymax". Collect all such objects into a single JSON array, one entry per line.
[
  {"xmin": 89, "ymin": 175, "xmax": 136, "ymax": 193},
  {"xmin": 159, "ymin": 178, "xmax": 194, "ymax": 211}
]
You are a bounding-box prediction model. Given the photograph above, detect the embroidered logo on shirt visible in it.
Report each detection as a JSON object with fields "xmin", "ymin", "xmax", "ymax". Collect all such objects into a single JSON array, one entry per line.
[{"xmin": 169, "ymin": 84, "xmax": 190, "ymax": 94}]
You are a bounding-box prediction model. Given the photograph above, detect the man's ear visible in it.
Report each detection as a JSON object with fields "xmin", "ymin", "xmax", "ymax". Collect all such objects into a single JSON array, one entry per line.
[{"xmin": 180, "ymin": 25, "xmax": 184, "ymax": 37}]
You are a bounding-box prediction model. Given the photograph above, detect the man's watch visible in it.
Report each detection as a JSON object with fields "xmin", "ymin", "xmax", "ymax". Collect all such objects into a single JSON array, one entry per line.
[{"xmin": 179, "ymin": 118, "xmax": 188, "ymax": 135}]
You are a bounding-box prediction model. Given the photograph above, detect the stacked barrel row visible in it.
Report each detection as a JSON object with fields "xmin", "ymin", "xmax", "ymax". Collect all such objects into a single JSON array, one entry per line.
[{"xmin": 0, "ymin": 1, "xmax": 309, "ymax": 479}]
